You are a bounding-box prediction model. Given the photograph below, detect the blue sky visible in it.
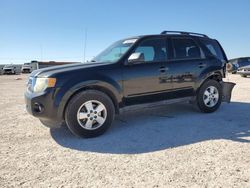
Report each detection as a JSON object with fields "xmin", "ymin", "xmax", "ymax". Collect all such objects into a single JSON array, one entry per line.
[{"xmin": 0, "ymin": 0, "xmax": 250, "ymax": 64}]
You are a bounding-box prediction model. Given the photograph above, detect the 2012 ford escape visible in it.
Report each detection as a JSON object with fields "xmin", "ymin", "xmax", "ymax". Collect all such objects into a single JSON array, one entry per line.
[{"xmin": 25, "ymin": 31, "xmax": 234, "ymax": 138}]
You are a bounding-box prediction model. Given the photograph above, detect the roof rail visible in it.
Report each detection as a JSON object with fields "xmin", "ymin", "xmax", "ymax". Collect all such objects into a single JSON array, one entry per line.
[{"xmin": 161, "ymin": 31, "xmax": 208, "ymax": 38}]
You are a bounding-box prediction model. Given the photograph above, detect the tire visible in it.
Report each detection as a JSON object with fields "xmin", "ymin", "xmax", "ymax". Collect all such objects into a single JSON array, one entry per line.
[
  {"xmin": 196, "ymin": 80, "xmax": 222, "ymax": 113},
  {"xmin": 40, "ymin": 119, "xmax": 52, "ymax": 128},
  {"xmin": 241, "ymin": 74, "xmax": 247, "ymax": 77},
  {"xmin": 65, "ymin": 90, "xmax": 115, "ymax": 138}
]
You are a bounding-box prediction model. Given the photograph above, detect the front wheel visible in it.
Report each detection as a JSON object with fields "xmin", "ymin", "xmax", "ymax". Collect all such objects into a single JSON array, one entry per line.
[
  {"xmin": 197, "ymin": 80, "xmax": 222, "ymax": 113},
  {"xmin": 65, "ymin": 90, "xmax": 115, "ymax": 138}
]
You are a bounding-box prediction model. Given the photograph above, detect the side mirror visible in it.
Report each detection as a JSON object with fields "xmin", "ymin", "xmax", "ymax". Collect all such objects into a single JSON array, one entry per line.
[{"xmin": 128, "ymin": 52, "xmax": 145, "ymax": 64}]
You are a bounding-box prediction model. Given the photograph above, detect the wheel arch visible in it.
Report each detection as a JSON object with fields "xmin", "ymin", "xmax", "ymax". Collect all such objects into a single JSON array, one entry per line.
[
  {"xmin": 58, "ymin": 81, "xmax": 122, "ymax": 120},
  {"xmin": 196, "ymin": 71, "xmax": 223, "ymax": 93}
]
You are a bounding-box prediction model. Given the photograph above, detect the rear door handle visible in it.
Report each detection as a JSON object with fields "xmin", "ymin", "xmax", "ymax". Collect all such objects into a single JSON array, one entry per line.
[{"xmin": 198, "ymin": 63, "xmax": 206, "ymax": 68}]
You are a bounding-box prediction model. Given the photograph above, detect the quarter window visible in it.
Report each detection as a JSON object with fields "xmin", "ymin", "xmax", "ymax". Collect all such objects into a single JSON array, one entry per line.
[
  {"xmin": 200, "ymin": 39, "xmax": 225, "ymax": 61},
  {"xmin": 172, "ymin": 38, "xmax": 201, "ymax": 60}
]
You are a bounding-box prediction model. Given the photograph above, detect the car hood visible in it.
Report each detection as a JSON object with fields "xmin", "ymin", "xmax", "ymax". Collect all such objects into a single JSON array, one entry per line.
[{"xmin": 31, "ymin": 62, "xmax": 106, "ymax": 77}]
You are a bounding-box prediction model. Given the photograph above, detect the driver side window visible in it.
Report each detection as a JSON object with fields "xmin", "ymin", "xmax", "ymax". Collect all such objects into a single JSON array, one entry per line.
[
  {"xmin": 135, "ymin": 47, "xmax": 154, "ymax": 62},
  {"xmin": 132, "ymin": 38, "xmax": 167, "ymax": 63}
]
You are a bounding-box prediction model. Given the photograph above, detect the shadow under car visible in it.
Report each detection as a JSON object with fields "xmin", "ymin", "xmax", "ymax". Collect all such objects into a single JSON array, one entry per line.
[{"xmin": 50, "ymin": 102, "xmax": 250, "ymax": 154}]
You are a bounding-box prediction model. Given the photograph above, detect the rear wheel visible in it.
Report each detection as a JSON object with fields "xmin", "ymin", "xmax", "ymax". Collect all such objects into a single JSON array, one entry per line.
[
  {"xmin": 197, "ymin": 80, "xmax": 222, "ymax": 113},
  {"xmin": 65, "ymin": 90, "xmax": 115, "ymax": 138}
]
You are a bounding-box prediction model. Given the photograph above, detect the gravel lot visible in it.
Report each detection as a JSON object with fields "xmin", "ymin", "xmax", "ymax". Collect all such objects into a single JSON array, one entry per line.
[{"xmin": 0, "ymin": 74, "xmax": 249, "ymax": 188}]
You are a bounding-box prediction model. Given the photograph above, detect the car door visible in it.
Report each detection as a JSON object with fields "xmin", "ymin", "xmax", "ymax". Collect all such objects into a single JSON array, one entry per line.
[
  {"xmin": 122, "ymin": 37, "xmax": 172, "ymax": 105},
  {"xmin": 164, "ymin": 37, "xmax": 207, "ymax": 97}
]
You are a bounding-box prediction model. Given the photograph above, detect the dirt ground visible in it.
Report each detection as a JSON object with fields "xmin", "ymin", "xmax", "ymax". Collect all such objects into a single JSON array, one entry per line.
[{"xmin": 0, "ymin": 74, "xmax": 249, "ymax": 188}]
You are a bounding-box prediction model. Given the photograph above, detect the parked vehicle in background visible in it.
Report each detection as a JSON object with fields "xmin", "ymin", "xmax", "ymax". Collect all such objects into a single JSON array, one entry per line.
[
  {"xmin": 25, "ymin": 31, "xmax": 234, "ymax": 138},
  {"xmin": 3, "ymin": 64, "xmax": 21, "ymax": 74},
  {"xmin": 227, "ymin": 57, "xmax": 250, "ymax": 74},
  {"xmin": 22, "ymin": 63, "xmax": 32, "ymax": 73},
  {"xmin": 3, "ymin": 64, "xmax": 15, "ymax": 74},
  {"xmin": 237, "ymin": 65, "xmax": 250, "ymax": 77},
  {"xmin": 21, "ymin": 62, "xmax": 38, "ymax": 73}
]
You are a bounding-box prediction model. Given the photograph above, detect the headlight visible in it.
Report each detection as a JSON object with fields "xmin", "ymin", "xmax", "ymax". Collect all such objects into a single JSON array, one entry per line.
[{"xmin": 33, "ymin": 77, "xmax": 56, "ymax": 93}]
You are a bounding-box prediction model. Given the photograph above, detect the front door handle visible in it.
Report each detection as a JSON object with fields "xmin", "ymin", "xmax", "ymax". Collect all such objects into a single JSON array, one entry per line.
[{"xmin": 159, "ymin": 66, "xmax": 169, "ymax": 73}]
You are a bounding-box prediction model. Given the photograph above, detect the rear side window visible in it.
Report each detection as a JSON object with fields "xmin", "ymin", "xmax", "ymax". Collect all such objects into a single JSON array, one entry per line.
[
  {"xmin": 172, "ymin": 38, "xmax": 201, "ymax": 60},
  {"xmin": 200, "ymin": 39, "xmax": 225, "ymax": 61}
]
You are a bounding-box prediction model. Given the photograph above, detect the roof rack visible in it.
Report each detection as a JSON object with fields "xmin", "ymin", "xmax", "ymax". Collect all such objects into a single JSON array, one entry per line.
[{"xmin": 161, "ymin": 31, "xmax": 208, "ymax": 38}]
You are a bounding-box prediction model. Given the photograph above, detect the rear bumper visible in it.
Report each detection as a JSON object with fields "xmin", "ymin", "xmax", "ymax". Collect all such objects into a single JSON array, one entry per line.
[
  {"xmin": 221, "ymin": 81, "xmax": 236, "ymax": 103},
  {"xmin": 25, "ymin": 89, "xmax": 63, "ymax": 128}
]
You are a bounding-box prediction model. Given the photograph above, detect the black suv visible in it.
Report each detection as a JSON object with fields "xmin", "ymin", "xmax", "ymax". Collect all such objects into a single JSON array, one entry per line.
[{"xmin": 25, "ymin": 31, "xmax": 230, "ymax": 138}]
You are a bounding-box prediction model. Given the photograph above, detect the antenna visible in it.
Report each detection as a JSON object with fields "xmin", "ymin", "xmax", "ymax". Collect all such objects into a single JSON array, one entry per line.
[
  {"xmin": 83, "ymin": 28, "xmax": 88, "ymax": 63},
  {"xmin": 40, "ymin": 44, "xmax": 43, "ymax": 62}
]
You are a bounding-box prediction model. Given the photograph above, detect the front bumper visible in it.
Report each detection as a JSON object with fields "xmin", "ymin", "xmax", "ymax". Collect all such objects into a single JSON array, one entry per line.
[
  {"xmin": 22, "ymin": 69, "xmax": 31, "ymax": 73},
  {"xmin": 25, "ymin": 89, "xmax": 63, "ymax": 128},
  {"xmin": 3, "ymin": 69, "xmax": 15, "ymax": 74}
]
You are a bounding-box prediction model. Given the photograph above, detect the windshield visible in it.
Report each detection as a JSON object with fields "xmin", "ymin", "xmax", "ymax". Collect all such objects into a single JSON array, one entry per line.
[
  {"xmin": 92, "ymin": 38, "xmax": 138, "ymax": 63},
  {"xmin": 4, "ymin": 65, "xmax": 13, "ymax": 68},
  {"xmin": 238, "ymin": 58, "xmax": 250, "ymax": 63}
]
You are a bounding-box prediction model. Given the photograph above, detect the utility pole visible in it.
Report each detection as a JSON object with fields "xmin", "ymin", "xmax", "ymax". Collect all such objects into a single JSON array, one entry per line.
[{"xmin": 83, "ymin": 28, "xmax": 87, "ymax": 63}]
